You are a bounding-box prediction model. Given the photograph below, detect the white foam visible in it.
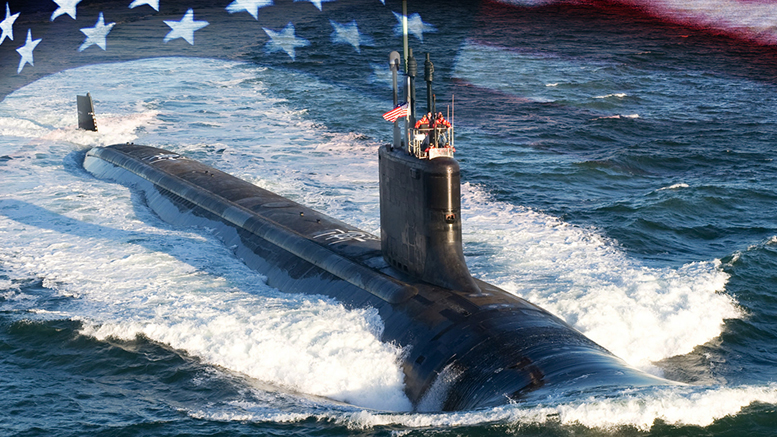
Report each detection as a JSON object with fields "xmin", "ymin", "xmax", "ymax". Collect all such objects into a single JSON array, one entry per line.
[
  {"xmin": 658, "ymin": 183, "xmax": 690, "ymax": 191},
  {"xmin": 0, "ymin": 151, "xmax": 411, "ymax": 412},
  {"xmin": 80, "ymin": 294, "xmax": 410, "ymax": 411},
  {"xmin": 545, "ymin": 384, "xmax": 777, "ymax": 429},
  {"xmin": 460, "ymin": 183, "xmax": 740, "ymax": 371},
  {"xmin": 0, "ymin": 116, "xmax": 50, "ymax": 138},
  {"xmin": 0, "ymin": 287, "xmax": 38, "ymax": 310},
  {"xmin": 595, "ymin": 93, "xmax": 628, "ymax": 99},
  {"xmin": 39, "ymin": 111, "xmax": 160, "ymax": 148},
  {"xmin": 0, "ymin": 57, "xmax": 412, "ymax": 412},
  {"xmin": 189, "ymin": 384, "xmax": 777, "ymax": 431},
  {"xmin": 596, "ymin": 114, "xmax": 640, "ymax": 119}
]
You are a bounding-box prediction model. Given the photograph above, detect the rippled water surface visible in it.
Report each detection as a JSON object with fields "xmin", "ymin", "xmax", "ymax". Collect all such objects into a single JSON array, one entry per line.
[{"xmin": 1, "ymin": 1, "xmax": 777, "ymax": 435}]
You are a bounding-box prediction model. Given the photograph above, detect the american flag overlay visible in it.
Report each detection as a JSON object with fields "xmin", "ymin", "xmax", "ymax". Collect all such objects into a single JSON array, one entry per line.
[
  {"xmin": 0, "ymin": 0, "xmax": 460, "ymax": 102},
  {"xmin": 3, "ymin": 1, "xmax": 777, "ymax": 99},
  {"xmin": 1, "ymin": 0, "xmax": 776, "ymax": 125}
]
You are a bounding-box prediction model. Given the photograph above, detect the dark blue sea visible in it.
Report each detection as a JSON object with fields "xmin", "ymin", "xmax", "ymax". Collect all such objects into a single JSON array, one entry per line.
[{"xmin": 1, "ymin": 0, "xmax": 776, "ymax": 435}]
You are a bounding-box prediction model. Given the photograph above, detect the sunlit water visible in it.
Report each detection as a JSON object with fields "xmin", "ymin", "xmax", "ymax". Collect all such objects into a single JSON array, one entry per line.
[{"xmin": 2, "ymin": 4, "xmax": 777, "ymax": 435}]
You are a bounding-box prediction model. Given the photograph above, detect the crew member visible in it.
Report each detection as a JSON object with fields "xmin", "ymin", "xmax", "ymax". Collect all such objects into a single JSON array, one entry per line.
[
  {"xmin": 414, "ymin": 113, "xmax": 430, "ymax": 130},
  {"xmin": 414, "ymin": 113, "xmax": 432, "ymax": 149},
  {"xmin": 434, "ymin": 112, "xmax": 451, "ymax": 129}
]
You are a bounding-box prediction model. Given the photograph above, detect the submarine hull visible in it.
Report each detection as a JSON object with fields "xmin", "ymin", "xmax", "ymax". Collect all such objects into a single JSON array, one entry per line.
[{"xmin": 84, "ymin": 144, "xmax": 669, "ymax": 411}]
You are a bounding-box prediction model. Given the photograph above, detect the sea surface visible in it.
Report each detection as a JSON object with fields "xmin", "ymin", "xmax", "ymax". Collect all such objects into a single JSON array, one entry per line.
[{"xmin": 1, "ymin": 1, "xmax": 777, "ymax": 435}]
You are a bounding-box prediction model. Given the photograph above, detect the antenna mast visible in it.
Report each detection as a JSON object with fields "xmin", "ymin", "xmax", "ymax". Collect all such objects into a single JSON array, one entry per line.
[{"xmin": 402, "ymin": 0, "xmax": 409, "ymax": 72}]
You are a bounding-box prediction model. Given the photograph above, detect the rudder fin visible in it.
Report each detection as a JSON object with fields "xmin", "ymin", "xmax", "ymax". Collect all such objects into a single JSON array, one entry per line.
[{"xmin": 77, "ymin": 93, "xmax": 97, "ymax": 132}]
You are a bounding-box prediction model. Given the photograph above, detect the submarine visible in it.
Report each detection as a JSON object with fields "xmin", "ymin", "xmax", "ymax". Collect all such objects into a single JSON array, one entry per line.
[{"xmin": 81, "ymin": 49, "xmax": 671, "ymax": 411}]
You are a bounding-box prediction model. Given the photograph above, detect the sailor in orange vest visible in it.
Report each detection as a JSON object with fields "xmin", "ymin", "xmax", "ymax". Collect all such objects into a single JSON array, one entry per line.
[
  {"xmin": 434, "ymin": 112, "xmax": 451, "ymax": 129},
  {"xmin": 414, "ymin": 113, "xmax": 432, "ymax": 149},
  {"xmin": 430, "ymin": 112, "xmax": 451, "ymax": 148},
  {"xmin": 415, "ymin": 113, "xmax": 431, "ymax": 130}
]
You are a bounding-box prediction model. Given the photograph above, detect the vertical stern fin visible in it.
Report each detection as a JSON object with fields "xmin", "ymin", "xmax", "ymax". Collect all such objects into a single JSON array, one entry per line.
[{"xmin": 77, "ymin": 93, "xmax": 98, "ymax": 132}]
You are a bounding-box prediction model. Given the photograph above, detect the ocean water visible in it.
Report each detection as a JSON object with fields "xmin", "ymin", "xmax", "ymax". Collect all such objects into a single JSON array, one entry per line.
[{"xmin": 1, "ymin": 1, "xmax": 777, "ymax": 435}]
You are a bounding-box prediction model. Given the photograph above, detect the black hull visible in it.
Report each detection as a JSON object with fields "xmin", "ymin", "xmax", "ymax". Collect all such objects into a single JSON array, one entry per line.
[{"xmin": 84, "ymin": 144, "xmax": 669, "ymax": 411}]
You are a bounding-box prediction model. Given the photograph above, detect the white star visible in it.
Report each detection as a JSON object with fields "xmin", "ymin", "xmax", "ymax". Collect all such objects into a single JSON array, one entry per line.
[
  {"xmin": 51, "ymin": 0, "xmax": 81, "ymax": 21},
  {"xmin": 330, "ymin": 20, "xmax": 372, "ymax": 54},
  {"xmin": 129, "ymin": 0, "xmax": 159, "ymax": 11},
  {"xmin": 16, "ymin": 29, "xmax": 41, "ymax": 74},
  {"xmin": 163, "ymin": 9, "xmax": 208, "ymax": 45},
  {"xmin": 263, "ymin": 23, "xmax": 309, "ymax": 60},
  {"xmin": 79, "ymin": 12, "xmax": 115, "ymax": 52},
  {"xmin": 0, "ymin": 3, "xmax": 19, "ymax": 45},
  {"xmin": 369, "ymin": 63, "xmax": 392, "ymax": 88},
  {"xmin": 392, "ymin": 12, "xmax": 436, "ymax": 42},
  {"xmin": 293, "ymin": 0, "xmax": 334, "ymax": 12},
  {"xmin": 226, "ymin": 0, "xmax": 272, "ymax": 20}
]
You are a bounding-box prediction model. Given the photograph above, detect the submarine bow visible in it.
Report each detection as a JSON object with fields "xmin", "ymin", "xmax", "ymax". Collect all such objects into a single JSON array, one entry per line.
[{"xmin": 83, "ymin": 142, "xmax": 670, "ymax": 411}]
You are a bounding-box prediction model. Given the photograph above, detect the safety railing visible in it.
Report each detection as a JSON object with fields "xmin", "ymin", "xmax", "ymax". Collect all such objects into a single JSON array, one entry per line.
[{"xmin": 409, "ymin": 126, "xmax": 455, "ymax": 159}]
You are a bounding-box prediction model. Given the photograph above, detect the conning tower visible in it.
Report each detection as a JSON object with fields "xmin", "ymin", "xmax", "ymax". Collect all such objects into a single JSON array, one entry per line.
[{"xmin": 380, "ymin": 49, "xmax": 479, "ymax": 294}]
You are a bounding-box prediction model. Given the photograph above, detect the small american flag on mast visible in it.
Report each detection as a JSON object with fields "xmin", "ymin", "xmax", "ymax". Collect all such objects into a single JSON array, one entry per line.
[{"xmin": 382, "ymin": 102, "xmax": 408, "ymax": 122}]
